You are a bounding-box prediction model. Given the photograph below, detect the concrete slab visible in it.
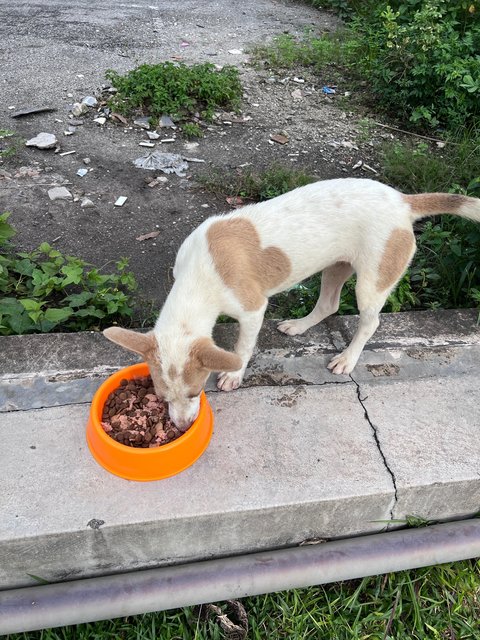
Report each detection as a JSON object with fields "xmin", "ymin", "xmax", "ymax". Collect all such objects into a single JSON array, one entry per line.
[
  {"xmin": 1, "ymin": 310, "xmax": 479, "ymax": 590},
  {"xmin": 361, "ymin": 375, "xmax": 480, "ymax": 522},
  {"xmin": 1, "ymin": 384, "xmax": 394, "ymax": 589}
]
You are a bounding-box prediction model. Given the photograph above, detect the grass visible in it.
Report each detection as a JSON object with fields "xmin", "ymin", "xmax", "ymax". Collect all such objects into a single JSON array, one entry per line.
[
  {"xmin": 6, "ymin": 559, "xmax": 480, "ymax": 639},
  {"xmin": 0, "ymin": 129, "xmax": 21, "ymax": 161},
  {"xmin": 251, "ymin": 30, "xmax": 359, "ymax": 79},
  {"xmin": 381, "ymin": 133, "xmax": 480, "ymax": 197},
  {"xmin": 200, "ymin": 164, "xmax": 317, "ymax": 203}
]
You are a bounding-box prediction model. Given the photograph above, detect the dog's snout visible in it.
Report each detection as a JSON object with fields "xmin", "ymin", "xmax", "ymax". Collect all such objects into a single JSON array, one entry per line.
[{"xmin": 168, "ymin": 396, "xmax": 200, "ymax": 432}]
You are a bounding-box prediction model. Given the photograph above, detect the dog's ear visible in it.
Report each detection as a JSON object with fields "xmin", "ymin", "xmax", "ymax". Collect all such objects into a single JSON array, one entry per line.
[
  {"xmin": 103, "ymin": 327, "xmax": 157, "ymax": 358},
  {"xmin": 196, "ymin": 339, "xmax": 242, "ymax": 372}
]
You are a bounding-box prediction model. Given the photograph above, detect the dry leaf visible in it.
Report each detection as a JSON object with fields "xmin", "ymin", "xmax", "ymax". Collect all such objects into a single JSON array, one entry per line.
[
  {"xmin": 136, "ymin": 231, "xmax": 160, "ymax": 242},
  {"xmin": 111, "ymin": 113, "xmax": 129, "ymax": 125}
]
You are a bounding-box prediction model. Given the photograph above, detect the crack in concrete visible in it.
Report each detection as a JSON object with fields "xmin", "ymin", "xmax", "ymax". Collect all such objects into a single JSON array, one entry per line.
[
  {"xmin": 1, "ymin": 401, "xmax": 91, "ymax": 414},
  {"xmin": 350, "ymin": 374, "xmax": 398, "ymax": 520}
]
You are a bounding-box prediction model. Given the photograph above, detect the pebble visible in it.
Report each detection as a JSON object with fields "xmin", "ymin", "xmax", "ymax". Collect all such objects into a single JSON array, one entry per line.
[
  {"xmin": 25, "ymin": 132, "xmax": 58, "ymax": 149},
  {"xmin": 48, "ymin": 186, "xmax": 73, "ymax": 201}
]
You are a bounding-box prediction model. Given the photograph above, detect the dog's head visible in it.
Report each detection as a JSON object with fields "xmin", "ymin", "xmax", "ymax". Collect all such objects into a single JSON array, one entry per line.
[{"xmin": 103, "ymin": 327, "xmax": 241, "ymax": 430}]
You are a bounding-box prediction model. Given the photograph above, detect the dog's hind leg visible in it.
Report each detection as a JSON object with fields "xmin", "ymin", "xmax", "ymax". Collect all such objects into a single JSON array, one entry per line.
[
  {"xmin": 277, "ymin": 261, "xmax": 354, "ymax": 336},
  {"xmin": 217, "ymin": 300, "xmax": 268, "ymax": 391},
  {"xmin": 328, "ymin": 229, "xmax": 415, "ymax": 374}
]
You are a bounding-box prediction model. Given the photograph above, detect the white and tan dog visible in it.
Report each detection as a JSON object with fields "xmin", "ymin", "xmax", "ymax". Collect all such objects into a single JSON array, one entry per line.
[{"xmin": 104, "ymin": 178, "xmax": 480, "ymax": 429}]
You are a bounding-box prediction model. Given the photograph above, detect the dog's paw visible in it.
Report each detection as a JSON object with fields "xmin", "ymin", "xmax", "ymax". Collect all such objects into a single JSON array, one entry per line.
[
  {"xmin": 277, "ymin": 319, "xmax": 309, "ymax": 336},
  {"xmin": 217, "ymin": 370, "xmax": 244, "ymax": 392},
  {"xmin": 327, "ymin": 352, "xmax": 355, "ymax": 375}
]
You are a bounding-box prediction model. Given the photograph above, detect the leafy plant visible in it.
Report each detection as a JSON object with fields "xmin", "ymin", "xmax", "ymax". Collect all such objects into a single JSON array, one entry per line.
[
  {"xmin": 0, "ymin": 213, "xmax": 137, "ymax": 335},
  {"xmin": 105, "ymin": 62, "xmax": 242, "ymax": 123},
  {"xmin": 182, "ymin": 122, "xmax": 204, "ymax": 138}
]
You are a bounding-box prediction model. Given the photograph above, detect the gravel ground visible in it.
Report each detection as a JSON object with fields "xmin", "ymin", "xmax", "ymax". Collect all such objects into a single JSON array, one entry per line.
[{"xmin": 0, "ymin": 0, "xmax": 397, "ymax": 311}]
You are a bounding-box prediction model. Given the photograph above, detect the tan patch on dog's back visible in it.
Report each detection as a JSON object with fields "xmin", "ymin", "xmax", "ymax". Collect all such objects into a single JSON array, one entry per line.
[
  {"xmin": 207, "ymin": 217, "xmax": 291, "ymax": 311},
  {"xmin": 377, "ymin": 228, "xmax": 415, "ymax": 291}
]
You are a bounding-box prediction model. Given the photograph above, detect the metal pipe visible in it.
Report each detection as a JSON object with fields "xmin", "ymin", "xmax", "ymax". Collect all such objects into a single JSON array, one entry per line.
[{"xmin": 1, "ymin": 519, "xmax": 480, "ymax": 635}]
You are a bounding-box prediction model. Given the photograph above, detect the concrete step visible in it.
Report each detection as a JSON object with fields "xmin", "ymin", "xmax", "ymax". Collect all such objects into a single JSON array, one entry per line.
[{"xmin": 1, "ymin": 310, "xmax": 479, "ymax": 590}]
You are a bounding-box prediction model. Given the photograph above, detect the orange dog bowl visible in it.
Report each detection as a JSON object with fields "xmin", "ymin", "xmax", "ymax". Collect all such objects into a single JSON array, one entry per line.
[{"xmin": 86, "ymin": 363, "xmax": 214, "ymax": 481}]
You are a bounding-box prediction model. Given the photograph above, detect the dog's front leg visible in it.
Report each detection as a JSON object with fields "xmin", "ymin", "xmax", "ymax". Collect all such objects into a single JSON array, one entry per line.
[{"xmin": 217, "ymin": 302, "xmax": 267, "ymax": 391}]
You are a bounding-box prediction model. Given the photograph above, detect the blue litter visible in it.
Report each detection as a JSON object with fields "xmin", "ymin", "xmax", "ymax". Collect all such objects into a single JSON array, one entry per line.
[{"xmin": 322, "ymin": 86, "xmax": 336, "ymax": 95}]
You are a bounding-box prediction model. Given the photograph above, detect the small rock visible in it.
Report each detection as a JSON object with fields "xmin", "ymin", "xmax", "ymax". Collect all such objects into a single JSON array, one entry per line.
[
  {"xmin": 147, "ymin": 131, "xmax": 161, "ymax": 140},
  {"xmin": 77, "ymin": 168, "xmax": 88, "ymax": 177},
  {"xmin": 11, "ymin": 106, "xmax": 56, "ymax": 118},
  {"xmin": 25, "ymin": 133, "xmax": 58, "ymax": 149},
  {"xmin": 82, "ymin": 96, "xmax": 98, "ymax": 107},
  {"xmin": 184, "ymin": 141, "xmax": 199, "ymax": 151},
  {"xmin": 134, "ymin": 117, "xmax": 150, "ymax": 130},
  {"xmin": 161, "ymin": 138, "xmax": 175, "ymax": 143},
  {"xmin": 340, "ymin": 141, "xmax": 359, "ymax": 150},
  {"xmin": 139, "ymin": 141, "xmax": 155, "ymax": 147},
  {"xmin": 69, "ymin": 118, "xmax": 85, "ymax": 126},
  {"xmin": 71, "ymin": 102, "xmax": 88, "ymax": 117},
  {"xmin": 93, "ymin": 116, "xmax": 107, "ymax": 125},
  {"xmin": 291, "ymin": 89, "xmax": 303, "ymax": 100},
  {"xmin": 80, "ymin": 197, "xmax": 95, "ymax": 208},
  {"xmin": 48, "ymin": 186, "xmax": 73, "ymax": 201},
  {"xmin": 228, "ymin": 49, "xmax": 243, "ymax": 55},
  {"xmin": 159, "ymin": 115, "xmax": 175, "ymax": 128},
  {"xmin": 114, "ymin": 196, "xmax": 128, "ymax": 207},
  {"xmin": 270, "ymin": 133, "xmax": 289, "ymax": 145},
  {"xmin": 83, "ymin": 157, "xmax": 91, "ymax": 165},
  {"xmin": 352, "ymin": 160, "xmax": 363, "ymax": 170},
  {"xmin": 64, "ymin": 127, "xmax": 76, "ymax": 136}
]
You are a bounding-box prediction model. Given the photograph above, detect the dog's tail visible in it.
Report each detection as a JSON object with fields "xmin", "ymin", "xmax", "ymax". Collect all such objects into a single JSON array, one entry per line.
[{"xmin": 403, "ymin": 193, "xmax": 480, "ymax": 224}]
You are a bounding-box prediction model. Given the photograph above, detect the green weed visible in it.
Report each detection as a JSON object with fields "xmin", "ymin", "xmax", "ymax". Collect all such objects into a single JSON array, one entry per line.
[
  {"xmin": 0, "ymin": 129, "xmax": 21, "ymax": 161},
  {"xmin": 0, "ymin": 213, "xmax": 137, "ymax": 335},
  {"xmin": 182, "ymin": 122, "xmax": 204, "ymax": 138},
  {"xmin": 105, "ymin": 62, "xmax": 242, "ymax": 123}
]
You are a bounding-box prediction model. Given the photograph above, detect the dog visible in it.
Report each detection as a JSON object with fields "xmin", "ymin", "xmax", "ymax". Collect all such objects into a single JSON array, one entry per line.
[{"xmin": 104, "ymin": 177, "xmax": 480, "ymax": 429}]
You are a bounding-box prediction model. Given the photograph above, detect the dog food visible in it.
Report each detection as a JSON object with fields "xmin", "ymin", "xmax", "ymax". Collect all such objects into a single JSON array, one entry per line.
[{"xmin": 101, "ymin": 376, "xmax": 183, "ymax": 447}]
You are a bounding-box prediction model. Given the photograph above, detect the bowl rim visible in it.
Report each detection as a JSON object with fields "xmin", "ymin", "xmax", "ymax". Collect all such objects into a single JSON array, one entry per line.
[{"xmin": 89, "ymin": 362, "xmax": 210, "ymax": 455}]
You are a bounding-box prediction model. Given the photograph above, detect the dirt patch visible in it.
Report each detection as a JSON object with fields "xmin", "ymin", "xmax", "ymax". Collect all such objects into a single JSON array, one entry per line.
[
  {"xmin": 101, "ymin": 375, "xmax": 183, "ymax": 447},
  {"xmin": 365, "ymin": 363, "xmax": 400, "ymax": 377},
  {"xmin": 270, "ymin": 385, "xmax": 306, "ymax": 407},
  {"xmin": 0, "ymin": 0, "xmax": 403, "ymax": 315}
]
